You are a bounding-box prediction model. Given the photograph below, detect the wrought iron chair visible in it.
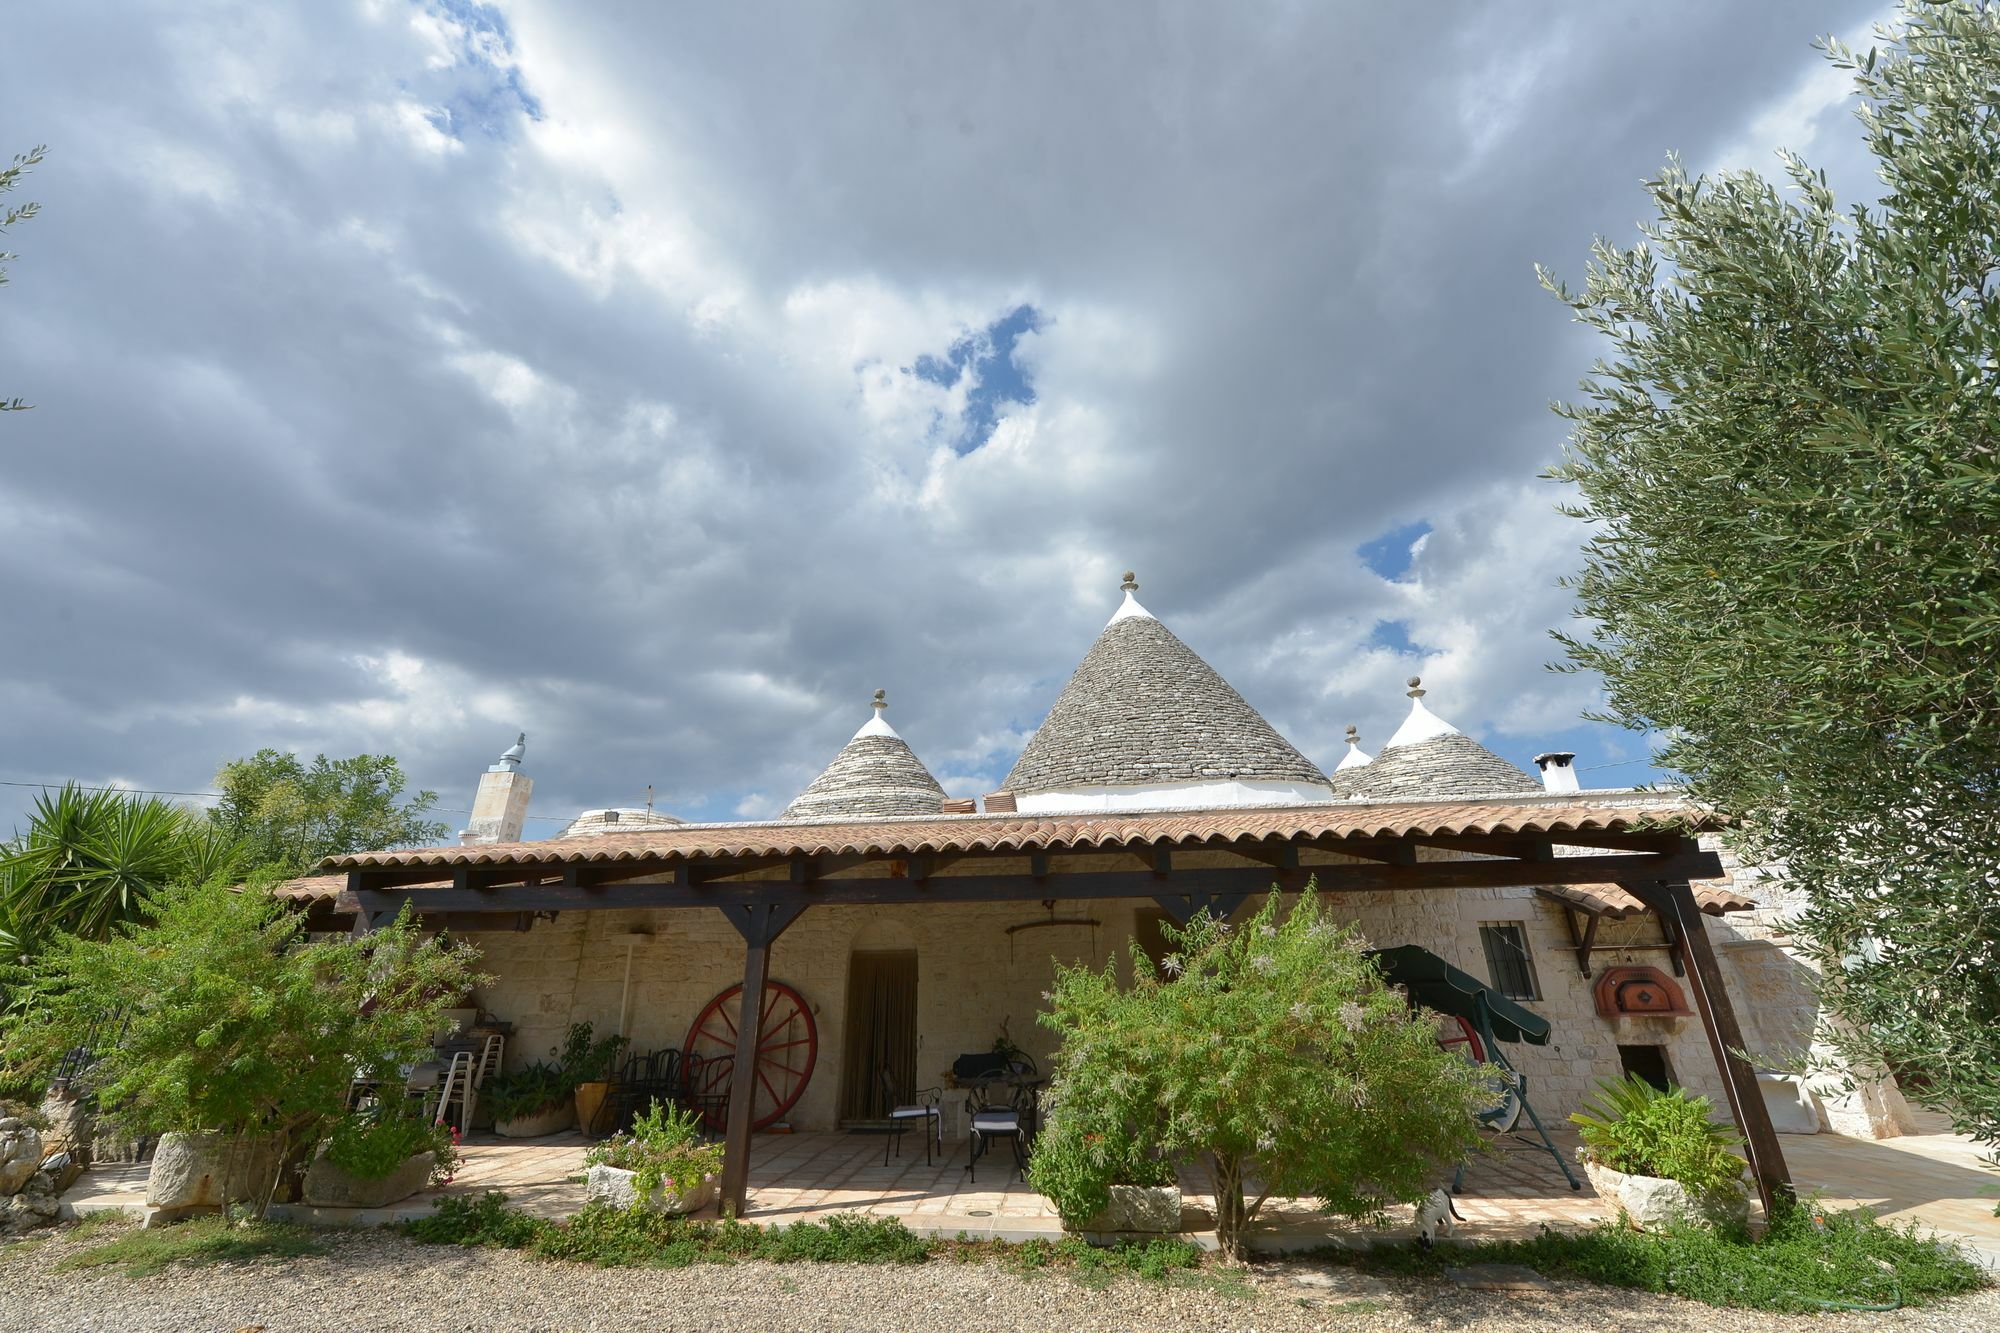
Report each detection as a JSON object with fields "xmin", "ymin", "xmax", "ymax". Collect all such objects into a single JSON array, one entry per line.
[
  {"xmin": 592, "ymin": 1048, "xmax": 679, "ymax": 1136},
  {"xmin": 877, "ymin": 1062, "xmax": 943, "ymax": 1166},
  {"xmin": 961, "ymin": 1055, "xmax": 1039, "ymax": 1183},
  {"xmin": 683, "ymin": 1051, "xmax": 734, "ymax": 1133}
]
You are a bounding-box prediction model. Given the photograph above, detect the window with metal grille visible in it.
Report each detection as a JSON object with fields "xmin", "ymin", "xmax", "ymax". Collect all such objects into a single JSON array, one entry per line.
[{"xmin": 1479, "ymin": 922, "xmax": 1542, "ymax": 1001}]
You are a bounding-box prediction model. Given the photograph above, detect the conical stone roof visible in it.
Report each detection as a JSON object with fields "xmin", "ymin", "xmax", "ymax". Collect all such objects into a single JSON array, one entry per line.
[
  {"xmin": 1003, "ymin": 575, "xmax": 1331, "ymax": 804},
  {"xmin": 1332, "ymin": 678, "xmax": 1540, "ymax": 801},
  {"xmin": 783, "ymin": 691, "xmax": 949, "ymax": 820}
]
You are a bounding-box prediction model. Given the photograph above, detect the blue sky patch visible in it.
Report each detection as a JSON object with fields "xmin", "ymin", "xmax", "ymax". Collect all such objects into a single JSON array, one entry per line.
[
  {"xmin": 908, "ymin": 303, "xmax": 1044, "ymax": 455},
  {"xmin": 423, "ymin": 0, "xmax": 544, "ymax": 138},
  {"xmin": 1368, "ymin": 619, "xmax": 1424, "ymax": 656},
  {"xmin": 1358, "ymin": 519, "xmax": 1432, "ymax": 581}
]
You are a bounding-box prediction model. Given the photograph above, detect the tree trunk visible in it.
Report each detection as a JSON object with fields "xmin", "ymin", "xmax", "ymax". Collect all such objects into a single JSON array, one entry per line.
[{"xmin": 1210, "ymin": 1151, "xmax": 1247, "ymax": 1262}]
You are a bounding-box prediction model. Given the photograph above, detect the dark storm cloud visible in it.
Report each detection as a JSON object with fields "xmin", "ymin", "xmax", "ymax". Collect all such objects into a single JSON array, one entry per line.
[{"xmin": 0, "ymin": 0, "xmax": 1889, "ymax": 833}]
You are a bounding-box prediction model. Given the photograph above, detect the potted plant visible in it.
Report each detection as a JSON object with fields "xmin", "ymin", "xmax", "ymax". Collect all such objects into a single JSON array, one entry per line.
[
  {"xmin": 1035, "ymin": 1125, "xmax": 1182, "ymax": 1236},
  {"xmin": 1571, "ymin": 1074, "xmax": 1751, "ymax": 1230},
  {"xmin": 582, "ymin": 1100, "xmax": 723, "ymax": 1215},
  {"xmin": 301, "ymin": 1112, "xmax": 459, "ymax": 1208},
  {"xmin": 488, "ymin": 1062, "xmax": 576, "ymax": 1138},
  {"xmin": 560, "ymin": 1022, "xmax": 627, "ymax": 1136}
]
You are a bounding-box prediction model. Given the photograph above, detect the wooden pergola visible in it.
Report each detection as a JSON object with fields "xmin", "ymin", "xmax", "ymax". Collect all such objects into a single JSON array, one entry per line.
[{"xmin": 316, "ymin": 795, "xmax": 1791, "ymax": 1219}]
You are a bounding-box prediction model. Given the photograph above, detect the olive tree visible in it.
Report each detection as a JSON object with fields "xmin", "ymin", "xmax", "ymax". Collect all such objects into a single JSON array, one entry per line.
[
  {"xmin": 1543, "ymin": 2, "xmax": 2000, "ymax": 1148},
  {"xmin": 1030, "ymin": 887, "xmax": 1484, "ymax": 1260}
]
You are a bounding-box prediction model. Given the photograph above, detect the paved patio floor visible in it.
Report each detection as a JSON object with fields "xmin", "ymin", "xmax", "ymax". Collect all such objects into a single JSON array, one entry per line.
[{"xmin": 58, "ymin": 1117, "xmax": 2000, "ymax": 1262}]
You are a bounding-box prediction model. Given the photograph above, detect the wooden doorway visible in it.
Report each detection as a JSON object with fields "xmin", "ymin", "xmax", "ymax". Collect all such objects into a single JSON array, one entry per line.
[{"xmin": 840, "ymin": 949, "xmax": 918, "ymax": 1122}]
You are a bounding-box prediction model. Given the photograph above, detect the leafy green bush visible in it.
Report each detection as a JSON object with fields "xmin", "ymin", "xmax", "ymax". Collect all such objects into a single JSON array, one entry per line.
[
  {"xmin": 398, "ymin": 1191, "xmax": 553, "ymax": 1249},
  {"xmin": 1030, "ymin": 886, "xmax": 1484, "ymax": 1257},
  {"xmin": 485, "ymin": 1062, "xmax": 571, "ymax": 1123},
  {"xmin": 322, "ymin": 1113, "xmax": 457, "ymax": 1183},
  {"xmin": 583, "ymin": 1099, "xmax": 722, "ymax": 1196},
  {"xmin": 559, "ymin": 1021, "xmax": 627, "ymax": 1085},
  {"xmin": 760, "ymin": 1212, "xmax": 932, "ymax": 1264},
  {"xmin": 1002, "ymin": 1234, "xmax": 1203, "ymax": 1281},
  {"xmin": 1571, "ymin": 1075, "xmax": 1746, "ymax": 1206},
  {"xmin": 1322, "ymin": 1200, "xmax": 1985, "ymax": 1313},
  {"xmin": 0, "ymin": 880, "xmax": 484, "ymax": 1215}
]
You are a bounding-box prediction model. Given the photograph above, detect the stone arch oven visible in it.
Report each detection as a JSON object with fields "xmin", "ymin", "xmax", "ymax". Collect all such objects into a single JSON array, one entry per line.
[{"xmin": 1593, "ymin": 966, "xmax": 1691, "ymax": 1019}]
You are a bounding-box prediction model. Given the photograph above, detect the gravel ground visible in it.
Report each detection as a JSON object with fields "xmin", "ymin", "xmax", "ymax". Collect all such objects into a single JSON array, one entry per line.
[{"xmin": 2, "ymin": 1225, "xmax": 1995, "ymax": 1333}]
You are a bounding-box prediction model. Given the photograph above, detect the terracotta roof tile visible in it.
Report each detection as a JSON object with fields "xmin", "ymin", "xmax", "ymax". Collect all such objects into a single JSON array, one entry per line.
[
  {"xmin": 314, "ymin": 792, "xmax": 1713, "ymax": 871},
  {"xmin": 1540, "ymin": 882, "xmax": 1757, "ymax": 919}
]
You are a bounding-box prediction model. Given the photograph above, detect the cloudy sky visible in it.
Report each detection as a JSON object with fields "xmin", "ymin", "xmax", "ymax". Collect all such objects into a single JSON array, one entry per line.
[{"xmin": 2, "ymin": 0, "xmax": 1892, "ymax": 837}]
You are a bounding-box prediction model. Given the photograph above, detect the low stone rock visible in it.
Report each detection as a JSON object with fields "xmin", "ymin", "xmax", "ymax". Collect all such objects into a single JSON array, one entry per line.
[
  {"xmin": 301, "ymin": 1151, "xmax": 436, "ymax": 1209},
  {"xmin": 0, "ymin": 1122, "xmax": 44, "ymax": 1195},
  {"xmin": 585, "ymin": 1163, "xmax": 717, "ymax": 1215},
  {"xmin": 40, "ymin": 1151, "xmax": 84, "ymax": 1195},
  {"xmin": 1075, "ymin": 1183, "xmax": 1183, "ymax": 1234},
  {"xmin": 1581, "ymin": 1154, "xmax": 1749, "ymax": 1231},
  {"xmin": 145, "ymin": 1131, "xmax": 283, "ymax": 1211},
  {"xmin": 38, "ymin": 1087, "xmax": 92, "ymax": 1162}
]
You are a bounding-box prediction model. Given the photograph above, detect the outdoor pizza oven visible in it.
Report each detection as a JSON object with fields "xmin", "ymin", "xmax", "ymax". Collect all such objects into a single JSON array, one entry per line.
[{"xmin": 1593, "ymin": 965, "xmax": 1692, "ymax": 1018}]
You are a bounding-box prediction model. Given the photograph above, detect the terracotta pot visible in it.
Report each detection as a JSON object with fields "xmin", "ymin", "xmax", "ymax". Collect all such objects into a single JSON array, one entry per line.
[{"xmin": 574, "ymin": 1081, "xmax": 611, "ymax": 1135}]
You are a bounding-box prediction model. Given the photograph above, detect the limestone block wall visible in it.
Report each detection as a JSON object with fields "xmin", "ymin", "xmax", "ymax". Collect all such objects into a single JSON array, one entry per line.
[
  {"xmin": 462, "ymin": 882, "xmax": 1775, "ymax": 1132},
  {"xmin": 467, "ymin": 899, "xmax": 1141, "ymax": 1133}
]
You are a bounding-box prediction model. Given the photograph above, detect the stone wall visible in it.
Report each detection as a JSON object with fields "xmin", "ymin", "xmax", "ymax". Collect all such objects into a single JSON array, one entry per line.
[{"xmin": 462, "ymin": 880, "xmax": 1791, "ymax": 1133}]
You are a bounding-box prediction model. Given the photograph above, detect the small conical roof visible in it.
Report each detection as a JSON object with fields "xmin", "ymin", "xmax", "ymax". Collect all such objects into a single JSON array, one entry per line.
[
  {"xmin": 1336, "ymin": 678, "xmax": 1539, "ymax": 800},
  {"xmin": 783, "ymin": 690, "xmax": 949, "ymax": 820},
  {"xmin": 1334, "ymin": 725, "xmax": 1373, "ymax": 771},
  {"xmin": 1003, "ymin": 573, "xmax": 1331, "ymax": 798}
]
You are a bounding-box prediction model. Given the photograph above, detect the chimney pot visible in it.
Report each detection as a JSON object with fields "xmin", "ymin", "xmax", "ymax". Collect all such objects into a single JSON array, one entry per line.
[{"xmin": 1532, "ymin": 751, "xmax": 1580, "ymax": 794}]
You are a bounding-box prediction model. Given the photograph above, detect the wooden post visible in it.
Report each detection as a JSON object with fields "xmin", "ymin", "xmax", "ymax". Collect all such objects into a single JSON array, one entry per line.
[
  {"xmin": 1626, "ymin": 879, "xmax": 1793, "ymax": 1218},
  {"xmin": 716, "ymin": 901, "xmax": 808, "ymax": 1217}
]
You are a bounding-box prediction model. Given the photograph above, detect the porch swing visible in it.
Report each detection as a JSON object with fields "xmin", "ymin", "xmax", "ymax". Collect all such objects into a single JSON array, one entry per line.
[{"xmin": 1365, "ymin": 944, "xmax": 1582, "ymax": 1192}]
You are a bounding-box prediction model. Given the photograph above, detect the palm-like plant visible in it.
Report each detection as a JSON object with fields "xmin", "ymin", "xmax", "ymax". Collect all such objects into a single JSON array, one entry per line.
[{"xmin": 0, "ymin": 784, "xmax": 248, "ymax": 946}]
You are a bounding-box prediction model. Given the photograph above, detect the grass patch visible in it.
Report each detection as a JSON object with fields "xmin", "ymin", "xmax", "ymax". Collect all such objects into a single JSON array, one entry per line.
[
  {"xmin": 403, "ymin": 1192, "xmax": 1208, "ymax": 1284},
  {"xmin": 1312, "ymin": 1200, "xmax": 1987, "ymax": 1313},
  {"xmin": 54, "ymin": 1215, "xmax": 325, "ymax": 1278},
  {"xmin": 398, "ymin": 1192, "xmax": 929, "ymax": 1268}
]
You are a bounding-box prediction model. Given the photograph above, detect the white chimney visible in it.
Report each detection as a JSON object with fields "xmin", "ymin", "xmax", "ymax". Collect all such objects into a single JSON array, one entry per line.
[
  {"xmin": 460, "ymin": 732, "xmax": 533, "ymax": 844},
  {"xmin": 1532, "ymin": 751, "xmax": 1579, "ymax": 794}
]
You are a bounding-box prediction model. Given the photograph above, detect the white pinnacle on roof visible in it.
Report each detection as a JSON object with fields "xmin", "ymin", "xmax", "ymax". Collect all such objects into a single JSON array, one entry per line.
[
  {"xmin": 853, "ymin": 688, "xmax": 899, "ymax": 739},
  {"xmin": 1004, "ymin": 571, "xmax": 1334, "ymax": 811},
  {"xmin": 783, "ymin": 689, "xmax": 948, "ymax": 820},
  {"xmin": 1385, "ymin": 677, "xmax": 1459, "ymax": 747},
  {"xmin": 1106, "ymin": 569, "xmax": 1155, "ymax": 624},
  {"xmin": 1335, "ymin": 724, "xmax": 1373, "ymax": 771}
]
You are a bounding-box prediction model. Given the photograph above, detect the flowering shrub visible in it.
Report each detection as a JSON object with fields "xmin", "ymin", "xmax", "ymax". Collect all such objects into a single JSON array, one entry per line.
[
  {"xmin": 583, "ymin": 1100, "xmax": 722, "ymax": 1199},
  {"xmin": 1030, "ymin": 886, "xmax": 1486, "ymax": 1258}
]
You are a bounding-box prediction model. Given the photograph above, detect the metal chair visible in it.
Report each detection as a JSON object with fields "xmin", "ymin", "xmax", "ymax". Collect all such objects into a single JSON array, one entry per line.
[
  {"xmin": 963, "ymin": 1058, "xmax": 1038, "ymax": 1183},
  {"xmin": 878, "ymin": 1062, "xmax": 943, "ymax": 1166},
  {"xmin": 683, "ymin": 1051, "xmax": 733, "ymax": 1132},
  {"xmin": 592, "ymin": 1048, "xmax": 681, "ymax": 1136}
]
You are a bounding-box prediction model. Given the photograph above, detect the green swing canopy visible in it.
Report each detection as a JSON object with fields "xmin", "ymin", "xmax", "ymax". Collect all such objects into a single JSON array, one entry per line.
[{"xmin": 1364, "ymin": 944, "xmax": 1551, "ymax": 1047}]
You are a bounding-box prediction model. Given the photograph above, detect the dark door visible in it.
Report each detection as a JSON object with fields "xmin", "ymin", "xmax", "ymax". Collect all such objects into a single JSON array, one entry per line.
[
  {"xmin": 841, "ymin": 950, "xmax": 918, "ymax": 1121},
  {"xmin": 1618, "ymin": 1043, "xmax": 1673, "ymax": 1091}
]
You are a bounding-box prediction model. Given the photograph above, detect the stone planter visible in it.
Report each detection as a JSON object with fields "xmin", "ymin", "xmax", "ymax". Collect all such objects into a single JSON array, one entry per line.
[
  {"xmin": 145, "ymin": 1131, "xmax": 285, "ymax": 1212},
  {"xmin": 494, "ymin": 1104, "xmax": 576, "ymax": 1139},
  {"xmin": 301, "ymin": 1150, "xmax": 436, "ymax": 1208},
  {"xmin": 585, "ymin": 1163, "xmax": 718, "ymax": 1215},
  {"xmin": 1580, "ymin": 1154, "xmax": 1750, "ymax": 1231},
  {"xmin": 1072, "ymin": 1184, "xmax": 1184, "ymax": 1235}
]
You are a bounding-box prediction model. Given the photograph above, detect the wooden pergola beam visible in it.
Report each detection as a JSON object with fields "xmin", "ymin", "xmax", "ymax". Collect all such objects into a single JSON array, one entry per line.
[{"xmin": 349, "ymin": 847, "xmax": 1723, "ymax": 918}]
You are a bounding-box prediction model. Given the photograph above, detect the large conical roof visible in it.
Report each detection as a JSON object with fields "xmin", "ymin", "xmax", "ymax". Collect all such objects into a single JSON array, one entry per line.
[
  {"xmin": 783, "ymin": 691, "xmax": 949, "ymax": 820},
  {"xmin": 1003, "ymin": 574, "xmax": 1331, "ymax": 804},
  {"xmin": 1333, "ymin": 678, "xmax": 1540, "ymax": 800}
]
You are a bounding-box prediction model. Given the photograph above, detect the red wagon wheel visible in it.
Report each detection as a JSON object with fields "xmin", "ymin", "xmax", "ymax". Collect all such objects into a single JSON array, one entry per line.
[
  {"xmin": 1435, "ymin": 1012, "xmax": 1486, "ymax": 1064},
  {"xmin": 683, "ymin": 979, "xmax": 818, "ymax": 1131}
]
